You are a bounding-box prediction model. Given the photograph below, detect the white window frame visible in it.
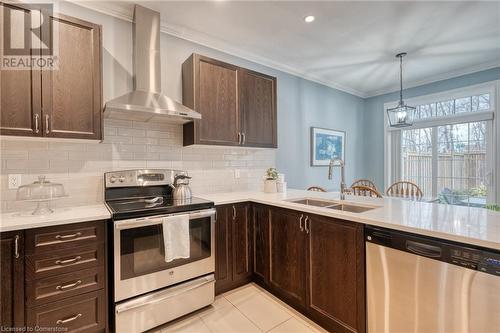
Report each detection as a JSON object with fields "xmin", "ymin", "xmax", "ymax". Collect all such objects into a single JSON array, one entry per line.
[{"xmin": 384, "ymin": 80, "xmax": 499, "ymax": 203}]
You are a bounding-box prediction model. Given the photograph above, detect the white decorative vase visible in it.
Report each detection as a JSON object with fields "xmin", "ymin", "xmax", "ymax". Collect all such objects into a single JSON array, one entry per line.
[
  {"xmin": 263, "ymin": 179, "xmax": 277, "ymax": 193},
  {"xmin": 276, "ymin": 181, "xmax": 287, "ymax": 193}
]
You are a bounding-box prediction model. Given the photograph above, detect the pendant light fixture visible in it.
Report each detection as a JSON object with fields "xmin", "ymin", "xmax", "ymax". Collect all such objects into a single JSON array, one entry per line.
[{"xmin": 386, "ymin": 52, "xmax": 415, "ymax": 127}]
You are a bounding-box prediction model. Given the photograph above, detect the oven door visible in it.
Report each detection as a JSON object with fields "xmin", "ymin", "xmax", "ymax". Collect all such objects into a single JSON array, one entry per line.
[{"xmin": 114, "ymin": 208, "xmax": 216, "ymax": 302}]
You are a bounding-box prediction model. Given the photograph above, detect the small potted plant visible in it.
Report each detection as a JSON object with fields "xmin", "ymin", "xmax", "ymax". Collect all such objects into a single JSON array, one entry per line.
[{"xmin": 263, "ymin": 168, "xmax": 278, "ymax": 193}]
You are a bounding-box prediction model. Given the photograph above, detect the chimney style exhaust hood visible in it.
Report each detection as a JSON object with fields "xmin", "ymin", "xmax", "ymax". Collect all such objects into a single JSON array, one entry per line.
[{"xmin": 104, "ymin": 5, "xmax": 201, "ymax": 124}]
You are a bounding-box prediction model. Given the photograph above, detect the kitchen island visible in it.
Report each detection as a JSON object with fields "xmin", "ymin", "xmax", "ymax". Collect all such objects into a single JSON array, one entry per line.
[
  {"xmin": 1, "ymin": 189, "xmax": 499, "ymax": 333},
  {"xmin": 202, "ymin": 189, "xmax": 500, "ymax": 333},
  {"xmin": 200, "ymin": 189, "xmax": 500, "ymax": 250}
]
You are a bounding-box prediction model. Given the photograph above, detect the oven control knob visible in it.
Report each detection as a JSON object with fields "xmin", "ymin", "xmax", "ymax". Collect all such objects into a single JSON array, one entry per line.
[
  {"xmin": 109, "ymin": 175, "xmax": 117, "ymax": 183},
  {"xmin": 118, "ymin": 176, "xmax": 125, "ymax": 183}
]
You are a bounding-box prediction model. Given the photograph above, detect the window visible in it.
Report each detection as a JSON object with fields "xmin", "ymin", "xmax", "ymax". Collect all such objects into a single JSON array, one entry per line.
[
  {"xmin": 385, "ymin": 82, "xmax": 497, "ymax": 207},
  {"xmin": 401, "ymin": 127, "xmax": 433, "ymax": 197},
  {"xmin": 414, "ymin": 93, "xmax": 491, "ymax": 119}
]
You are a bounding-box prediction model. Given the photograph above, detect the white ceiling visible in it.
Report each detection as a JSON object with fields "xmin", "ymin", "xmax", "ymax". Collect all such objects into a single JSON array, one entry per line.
[{"xmin": 83, "ymin": 1, "xmax": 500, "ymax": 98}]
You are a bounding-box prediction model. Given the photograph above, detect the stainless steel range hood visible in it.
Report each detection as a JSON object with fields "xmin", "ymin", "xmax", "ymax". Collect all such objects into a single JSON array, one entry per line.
[{"xmin": 104, "ymin": 5, "xmax": 200, "ymax": 124}]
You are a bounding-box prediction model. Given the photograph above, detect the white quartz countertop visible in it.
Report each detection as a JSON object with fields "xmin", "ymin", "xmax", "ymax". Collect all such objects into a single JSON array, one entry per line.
[
  {"xmin": 199, "ymin": 189, "xmax": 500, "ymax": 250},
  {"xmin": 2, "ymin": 189, "xmax": 499, "ymax": 250},
  {"xmin": 0, "ymin": 204, "xmax": 111, "ymax": 232}
]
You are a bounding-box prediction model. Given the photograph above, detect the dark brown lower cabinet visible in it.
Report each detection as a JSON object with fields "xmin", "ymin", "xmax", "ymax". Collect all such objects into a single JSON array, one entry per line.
[
  {"xmin": 247, "ymin": 205, "xmax": 366, "ymax": 333},
  {"xmin": 25, "ymin": 221, "xmax": 107, "ymax": 332},
  {"xmin": 269, "ymin": 208, "xmax": 307, "ymax": 309},
  {"xmin": 252, "ymin": 204, "xmax": 270, "ymax": 284},
  {"xmin": 232, "ymin": 204, "xmax": 252, "ymax": 283},
  {"xmin": 0, "ymin": 231, "xmax": 25, "ymax": 328},
  {"xmin": 26, "ymin": 290, "xmax": 106, "ymax": 333},
  {"xmin": 307, "ymin": 214, "xmax": 365, "ymax": 333},
  {"xmin": 215, "ymin": 203, "xmax": 252, "ymax": 294},
  {"xmin": 2, "ymin": 221, "xmax": 109, "ymax": 332},
  {"xmin": 26, "ymin": 266, "xmax": 105, "ymax": 307},
  {"xmin": 215, "ymin": 205, "xmax": 232, "ymax": 293}
]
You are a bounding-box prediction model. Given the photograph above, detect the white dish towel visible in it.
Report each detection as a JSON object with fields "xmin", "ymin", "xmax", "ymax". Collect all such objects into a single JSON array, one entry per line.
[{"xmin": 162, "ymin": 214, "xmax": 190, "ymax": 263}]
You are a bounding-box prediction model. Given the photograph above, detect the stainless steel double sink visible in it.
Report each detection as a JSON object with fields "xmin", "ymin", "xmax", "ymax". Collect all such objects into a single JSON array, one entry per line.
[{"xmin": 286, "ymin": 198, "xmax": 378, "ymax": 213}]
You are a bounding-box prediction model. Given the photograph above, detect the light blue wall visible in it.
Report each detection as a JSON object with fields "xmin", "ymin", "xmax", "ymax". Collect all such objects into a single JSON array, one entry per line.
[
  {"xmin": 58, "ymin": 1, "xmax": 367, "ymax": 191},
  {"xmin": 364, "ymin": 67, "xmax": 500, "ymax": 189},
  {"xmin": 275, "ymin": 78, "xmax": 366, "ymax": 191},
  {"xmin": 60, "ymin": 1, "xmax": 500, "ymax": 192},
  {"xmin": 162, "ymin": 35, "xmax": 366, "ymax": 191}
]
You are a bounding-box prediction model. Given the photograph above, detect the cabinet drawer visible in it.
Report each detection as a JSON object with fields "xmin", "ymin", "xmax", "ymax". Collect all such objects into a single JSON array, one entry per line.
[
  {"xmin": 26, "ymin": 244, "xmax": 104, "ymax": 280},
  {"xmin": 26, "ymin": 266, "xmax": 105, "ymax": 306},
  {"xmin": 26, "ymin": 221, "xmax": 105, "ymax": 255},
  {"xmin": 27, "ymin": 290, "xmax": 106, "ymax": 333}
]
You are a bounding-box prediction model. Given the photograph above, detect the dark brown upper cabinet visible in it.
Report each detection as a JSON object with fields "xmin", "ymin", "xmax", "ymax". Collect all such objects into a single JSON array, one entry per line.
[
  {"xmin": 239, "ymin": 69, "xmax": 277, "ymax": 148},
  {"xmin": 182, "ymin": 54, "xmax": 277, "ymax": 148},
  {"xmin": 42, "ymin": 14, "xmax": 102, "ymax": 140},
  {"xmin": 0, "ymin": 5, "xmax": 103, "ymax": 140},
  {"xmin": 182, "ymin": 55, "xmax": 240, "ymax": 146},
  {"xmin": 0, "ymin": 3, "xmax": 42, "ymax": 137}
]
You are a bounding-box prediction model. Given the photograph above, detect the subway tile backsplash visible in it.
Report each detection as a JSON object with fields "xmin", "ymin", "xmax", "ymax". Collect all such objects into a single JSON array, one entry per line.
[{"xmin": 0, "ymin": 119, "xmax": 276, "ymax": 212}]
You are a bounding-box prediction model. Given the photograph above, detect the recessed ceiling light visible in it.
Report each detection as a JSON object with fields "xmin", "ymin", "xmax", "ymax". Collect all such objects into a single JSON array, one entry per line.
[{"xmin": 304, "ymin": 15, "xmax": 315, "ymax": 23}]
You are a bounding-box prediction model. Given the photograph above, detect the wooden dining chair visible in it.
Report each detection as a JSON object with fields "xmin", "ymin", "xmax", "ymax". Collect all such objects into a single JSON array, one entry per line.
[
  {"xmin": 307, "ymin": 186, "xmax": 327, "ymax": 192},
  {"xmin": 351, "ymin": 179, "xmax": 378, "ymax": 191},
  {"xmin": 386, "ymin": 181, "xmax": 423, "ymax": 200},
  {"xmin": 351, "ymin": 185, "xmax": 383, "ymax": 198}
]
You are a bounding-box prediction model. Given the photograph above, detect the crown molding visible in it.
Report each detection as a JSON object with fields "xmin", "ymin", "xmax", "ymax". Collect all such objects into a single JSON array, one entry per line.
[
  {"xmin": 71, "ymin": 1, "xmax": 134, "ymax": 22},
  {"xmin": 69, "ymin": 1, "xmax": 500, "ymax": 100},
  {"xmin": 158, "ymin": 20, "xmax": 368, "ymax": 97},
  {"xmin": 69, "ymin": 1, "xmax": 367, "ymax": 98},
  {"xmin": 364, "ymin": 59, "xmax": 500, "ymax": 98}
]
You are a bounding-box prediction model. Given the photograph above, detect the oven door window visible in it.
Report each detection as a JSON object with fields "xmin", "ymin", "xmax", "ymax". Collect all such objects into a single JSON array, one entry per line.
[{"xmin": 120, "ymin": 217, "xmax": 211, "ymax": 280}]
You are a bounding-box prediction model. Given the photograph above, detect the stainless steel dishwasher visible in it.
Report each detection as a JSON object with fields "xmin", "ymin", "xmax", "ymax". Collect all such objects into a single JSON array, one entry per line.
[{"xmin": 365, "ymin": 226, "xmax": 500, "ymax": 333}]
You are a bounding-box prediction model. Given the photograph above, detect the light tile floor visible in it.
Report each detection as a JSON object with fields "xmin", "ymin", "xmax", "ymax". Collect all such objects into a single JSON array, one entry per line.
[{"xmin": 150, "ymin": 283, "xmax": 330, "ymax": 333}]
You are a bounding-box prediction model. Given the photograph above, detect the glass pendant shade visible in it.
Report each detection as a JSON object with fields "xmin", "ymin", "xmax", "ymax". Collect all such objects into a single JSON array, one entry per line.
[
  {"xmin": 387, "ymin": 52, "xmax": 415, "ymax": 128},
  {"xmin": 387, "ymin": 102, "xmax": 415, "ymax": 127}
]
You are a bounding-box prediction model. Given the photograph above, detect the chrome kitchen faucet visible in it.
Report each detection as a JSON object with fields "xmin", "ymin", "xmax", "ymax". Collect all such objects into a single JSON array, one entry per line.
[{"xmin": 328, "ymin": 158, "xmax": 346, "ymax": 200}]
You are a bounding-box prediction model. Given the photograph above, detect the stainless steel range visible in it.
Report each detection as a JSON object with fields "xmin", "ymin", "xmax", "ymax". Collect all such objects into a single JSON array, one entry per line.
[{"xmin": 104, "ymin": 169, "xmax": 215, "ymax": 333}]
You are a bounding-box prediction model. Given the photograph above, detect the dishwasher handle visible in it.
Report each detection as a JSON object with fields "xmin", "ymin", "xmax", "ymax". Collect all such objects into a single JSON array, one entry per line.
[
  {"xmin": 366, "ymin": 229, "xmax": 393, "ymax": 247},
  {"xmin": 406, "ymin": 240, "xmax": 442, "ymax": 258}
]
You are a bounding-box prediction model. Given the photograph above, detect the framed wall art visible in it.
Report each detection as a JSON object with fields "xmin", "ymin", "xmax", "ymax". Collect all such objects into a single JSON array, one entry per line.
[{"xmin": 310, "ymin": 127, "xmax": 345, "ymax": 166}]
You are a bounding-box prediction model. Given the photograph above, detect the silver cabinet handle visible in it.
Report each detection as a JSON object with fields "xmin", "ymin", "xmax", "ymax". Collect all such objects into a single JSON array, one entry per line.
[
  {"xmin": 34, "ymin": 114, "xmax": 40, "ymax": 133},
  {"xmin": 242, "ymin": 132, "xmax": 246, "ymax": 145},
  {"xmin": 55, "ymin": 232, "xmax": 82, "ymax": 241},
  {"xmin": 232, "ymin": 205, "xmax": 236, "ymax": 220},
  {"xmin": 55, "ymin": 256, "xmax": 82, "ymax": 266},
  {"xmin": 56, "ymin": 280, "xmax": 82, "ymax": 291},
  {"xmin": 45, "ymin": 114, "xmax": 50, "ymax": 134},
  {"xmin": 56, "ymin": 313, "xmax": 82, "ymax": 325},
  {"xmin": 14, "ymin": 235, "xmax": 20, "ymax": 259},
  {"xmin": 304, "ymin": 216, "xmax": 310, "ymax": 234},
  {"xmin": 299, "ymin": 214, "xmax": 304, "ymax": 232},
  {"xmin": 238, "ymin": 132, "xmax": 242, "ymax": 144}
]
